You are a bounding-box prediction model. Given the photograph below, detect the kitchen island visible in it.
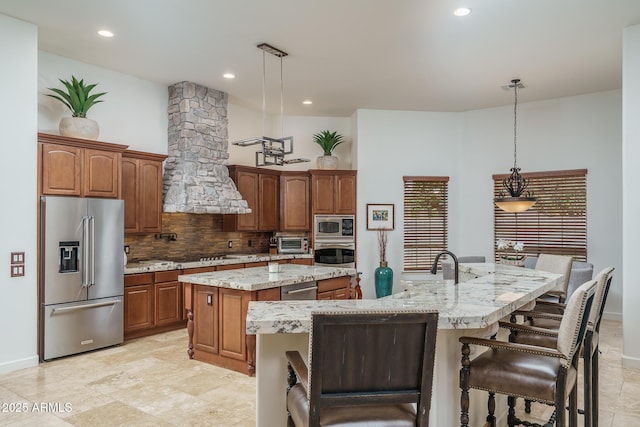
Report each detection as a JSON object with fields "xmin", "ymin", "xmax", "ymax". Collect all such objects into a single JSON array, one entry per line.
[
  {"xmin": 179, "ymin": 264, "xmax": 356, "ymax": 375},
  {"xmin": 246, "ymin": 263, "xmax": 563, "ymax": 427}
]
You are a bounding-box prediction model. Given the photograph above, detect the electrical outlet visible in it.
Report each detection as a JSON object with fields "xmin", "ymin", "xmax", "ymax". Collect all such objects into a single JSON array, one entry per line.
[
  {"xmin": 248, "ymin": 239, "xmax": 252, "ymax": 247},
  {"xmin": 228, "ymin": 240, "xmax": 233, "ymax": 248},
  {"xmin": 124, "ymin": 245, "xmax": 130, "ymax": 254}
]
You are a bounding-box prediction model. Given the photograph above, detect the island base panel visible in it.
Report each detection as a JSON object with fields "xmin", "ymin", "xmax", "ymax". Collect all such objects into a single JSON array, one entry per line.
[{"xmin": 256, "ymin": 333, "xmax": 309, "ymax": 427}]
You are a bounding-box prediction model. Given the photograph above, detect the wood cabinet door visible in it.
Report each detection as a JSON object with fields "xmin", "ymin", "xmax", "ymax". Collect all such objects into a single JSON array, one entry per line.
[
  {"xmin": 281, "ymin": 175, "xmax": 310, "ymax": 231},
  {"xmin": 83, "ymin": 148, "xmax": 119, "ymax": 198},
  {"xmin": 41, "ymin": 143, "xmax": 82, "ymax": 196},
  {"xmin": 124, "ymin": 284, "xmax": 154, "ymax": 331},
  {"xmin": 236, "ymin": 171, "xmax": 259, "ymax": 230},
  {"xmin": 259, "ymin": 173, "xmax": 279, "ymax": 231},
  {"xmin": 155, "ymin": 281, "xmax": 182, "ymax": 325},
  {"xmin": 121, "ymin": 157, "xmax": 139, "ymax": 233},
  {"xmin": 193, "ymin": 286, "xmax": 219, "ymax": 354},
  {"xmin": 218, "ymin": 288, "xmax": 250, "ymax": 361},
  {"xmin": 311, "ymin": 174, "xmax": 335, "ymax": 214},
  {"xmin": 334, "ymin": 173, "xmax": 357, "ymax": 214},
  {"xmin": 138, "ymin": 159, "xmax": 163, "ymax": 232}
]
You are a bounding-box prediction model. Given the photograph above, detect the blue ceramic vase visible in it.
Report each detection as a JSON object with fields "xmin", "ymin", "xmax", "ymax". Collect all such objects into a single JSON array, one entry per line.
[{"xmin": 374, "ymin": 261, "xmax": 393, "ymax": 298}]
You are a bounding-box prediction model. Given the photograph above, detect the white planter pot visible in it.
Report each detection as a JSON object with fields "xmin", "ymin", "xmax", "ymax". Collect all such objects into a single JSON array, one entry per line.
[
  {"xmin": 59, "ymin": 117, "xmax": 100, "ymax": 140},
  {"xmin": 316, "ymin": 155, "xmax": 338, "ymax": 169}
]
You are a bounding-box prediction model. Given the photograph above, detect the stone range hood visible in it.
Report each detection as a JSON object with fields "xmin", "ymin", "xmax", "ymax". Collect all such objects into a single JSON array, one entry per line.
[{"xmin": 163, "ymin": 81, "xmax": 250, "ymax": 214}]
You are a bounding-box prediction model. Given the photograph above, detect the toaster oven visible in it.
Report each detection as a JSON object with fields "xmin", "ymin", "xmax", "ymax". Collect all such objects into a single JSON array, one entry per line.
[{"xmin": 277, "ymin": 236, "xmax": 309, "ymax": 254}]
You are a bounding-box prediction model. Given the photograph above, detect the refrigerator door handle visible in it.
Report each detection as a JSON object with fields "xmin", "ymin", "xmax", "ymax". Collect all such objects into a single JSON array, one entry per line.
[
  {"xmin": 51, "ymin": 299, "xmax": 122, "ymax": 314},
  {"xmin": 81, "ymin": 216, "xmax": 90, "ymax": 287},
  {"xmin": 89, "ymin": 216, "xmax": 96, "ymax": 287}
]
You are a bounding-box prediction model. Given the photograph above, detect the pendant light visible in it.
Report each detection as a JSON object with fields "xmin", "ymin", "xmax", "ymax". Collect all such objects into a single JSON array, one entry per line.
[
  {"xmin": 231, "ymin": 43, "xmax": 309, "ymax": 166},
  {"xmin": 494, "ymin": 79, "xmax": 537, "ymax": 213}
]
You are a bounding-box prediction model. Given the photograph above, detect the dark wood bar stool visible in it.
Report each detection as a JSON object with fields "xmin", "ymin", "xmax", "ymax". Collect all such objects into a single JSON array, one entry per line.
[
  {"xmin": 285, "ymin": 310, "xmax": 438, "ymax": 427},
  {"xmin": 459, "ymin": 279, "xmax": 597, "ymax": 427},
  {"xmin": 501, "ymin": 267, "xmax": 614, "ymax": 427}
]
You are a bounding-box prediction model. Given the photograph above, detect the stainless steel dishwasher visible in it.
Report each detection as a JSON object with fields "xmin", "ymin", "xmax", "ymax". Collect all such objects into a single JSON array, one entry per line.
[{"xmin": 280, "ymin": 281, "xmax": 318, "ymax": 300}]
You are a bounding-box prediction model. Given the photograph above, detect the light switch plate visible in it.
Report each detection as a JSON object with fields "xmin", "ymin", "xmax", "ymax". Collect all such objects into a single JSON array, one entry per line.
[
  {"xmin": 11, "ymin": 252, "xmax": 25, "ymax": 264},
  {"xmin": 11, "ymin": 265, "xmax": 24, "ymax": 277}
]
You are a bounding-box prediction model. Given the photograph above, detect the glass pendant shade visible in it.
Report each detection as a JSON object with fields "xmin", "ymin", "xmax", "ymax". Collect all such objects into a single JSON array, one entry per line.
[{"xmin": 494, "ymin": 197, "xmax": 537, "ymax": 213}]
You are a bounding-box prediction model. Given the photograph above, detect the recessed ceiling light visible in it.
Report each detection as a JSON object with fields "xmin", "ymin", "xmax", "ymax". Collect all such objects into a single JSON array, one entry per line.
[
  {"xmin": 97, "ymin": 30, "xmax": 114, "ymax": 38},
  {"xmin": 223, "ymin": 73, "xmax": 236, "ymax": 79},
  {"xmin": 302, "ymin": 100, "xmax": 312, "ymax": 105},
  {"xmin": 453, "ymin": 7, "xmax": 471, "ymax": 17}
]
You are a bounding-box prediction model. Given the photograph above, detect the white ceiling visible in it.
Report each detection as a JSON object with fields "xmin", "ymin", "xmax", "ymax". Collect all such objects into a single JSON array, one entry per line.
[{"xmin": 2, "ymin": 0, "xmax": 640, "ymax": 116}]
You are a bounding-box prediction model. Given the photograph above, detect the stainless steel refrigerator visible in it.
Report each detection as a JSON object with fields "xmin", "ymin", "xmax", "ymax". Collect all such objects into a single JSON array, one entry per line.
[{"xmin": 40, "ymin": 196, "xmax": 124, "ymax": 360}]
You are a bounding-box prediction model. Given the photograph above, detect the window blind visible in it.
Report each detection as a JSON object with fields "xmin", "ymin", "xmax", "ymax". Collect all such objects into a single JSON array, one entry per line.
[
  {"xmin": 403, "ymin": 176, "xmax": 449, "ymax": 270},
  {"xmin": 493, "ymin": 169, "xmax": 587, "ymax": 261}
]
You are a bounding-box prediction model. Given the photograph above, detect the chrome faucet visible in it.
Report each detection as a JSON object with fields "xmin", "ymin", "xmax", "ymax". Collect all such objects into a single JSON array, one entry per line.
[{"xmin": 431, "ymin": 250, "xmax": 459, "ymax": 284}]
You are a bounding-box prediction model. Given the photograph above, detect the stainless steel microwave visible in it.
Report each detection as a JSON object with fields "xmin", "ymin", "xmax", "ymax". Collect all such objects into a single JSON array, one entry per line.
[{"xmin": 314, "ymin": 215, "xmax": 355, "ymax": 239}]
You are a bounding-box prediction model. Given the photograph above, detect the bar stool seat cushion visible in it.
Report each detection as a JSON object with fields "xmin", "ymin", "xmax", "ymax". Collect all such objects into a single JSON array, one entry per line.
[
  {"xmin": 287, "ymin": 383, "xmax": 417, "ymax": 427},
  {"xmin": 468, "ymin": 349, "xmax": 577, "ymax": 404}
]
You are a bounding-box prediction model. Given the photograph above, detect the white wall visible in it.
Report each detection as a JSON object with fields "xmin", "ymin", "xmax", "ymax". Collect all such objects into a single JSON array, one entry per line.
[
  {"xmin": 355, "ymin": 109, "xmax": 462, "ymax": 299},
  {"xmin": 228, "ymin": 103, "xmax": 352, "ymax": 170},
  {"xmin": 0, "ymin": 15, "xmax": 39, "ymax": 374},
  {"xmin": 38, "ymin": 52, "xmax": 168, "ymax": 153},
  {"xmin": 355, "ymin": 91, "xmax": 623, "ymax": 313},
  {"xmin": 622, "ymin": 24, "xmax": 640, "ymax": 368},
  {"xmin": 460, "ymin": 91, "xmax": 623, "ymax": 317}
]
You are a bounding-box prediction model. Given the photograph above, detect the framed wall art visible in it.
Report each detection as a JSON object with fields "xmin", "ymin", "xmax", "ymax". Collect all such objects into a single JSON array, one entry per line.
[{"xmin": 366, "ymin": 203, "xmax": 395, "ymax": 230}]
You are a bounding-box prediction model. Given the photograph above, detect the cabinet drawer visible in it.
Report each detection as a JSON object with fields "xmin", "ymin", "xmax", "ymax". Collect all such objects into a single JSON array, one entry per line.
[
  {"xmin": 182, "ymin": 266, "xmax": 215, "ymax": 275},
  {"xmin": 217, "ymin": 263, "xmax": 243, "ymax": 271},
  {"xmin": 245, "ymin": 261, "xmax": 268, "ymax": 268},
  {"xmin": 124, "ymin": 273, "xmax": 154, "ymax": 286},
  {"xmin": 317, "ymin": 276, "xmax": 350, "ymax": 293},
  {"xmin": 257, "ymin": 287, "xmax": 281, "ymax": 301},
  {"xmin": 155, "ymin": 270, "xmax": 180, "ymax": 283}
]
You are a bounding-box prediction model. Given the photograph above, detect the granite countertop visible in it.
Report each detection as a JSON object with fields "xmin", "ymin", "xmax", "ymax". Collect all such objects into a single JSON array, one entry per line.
[
  {"xmin": 178, "ymin": 264, "xmax": 357, "ymax": 292},
  {"xmin": 246, "ymin": 263, "xmax": 562, "ymax": 333},
  {"xmin": 124, "ymin": 253, "xmax": 313, "ymax": 274}
]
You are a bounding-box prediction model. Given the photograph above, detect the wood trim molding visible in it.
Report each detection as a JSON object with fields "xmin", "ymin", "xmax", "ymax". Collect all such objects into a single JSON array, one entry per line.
[
  {"xmin": 38, "ymin": 132, "xmax": 128, "ymax": 153},
  {"xmin": 123, "ymin": 149, "xmax": 168, "ymax": 162}
]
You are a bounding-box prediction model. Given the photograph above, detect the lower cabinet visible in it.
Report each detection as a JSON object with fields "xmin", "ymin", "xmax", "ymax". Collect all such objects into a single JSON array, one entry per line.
[
  {"xmin": 124, "ymin": 270, "xmax": 185, "ymax": 339},
  {"xmin": 186, "ymin": 283, "xmax": 280, "ymax": 375},
  {"xmin": 124, "ymin": 273, "xmax": 154, "ymax": 332},
  {"xmin": 317, "ymin": 276, "xmax": 351, "ymax": 300},
  {"xmin": 193, "ymin": 286, "xmax": 218, "ymax": 354}
]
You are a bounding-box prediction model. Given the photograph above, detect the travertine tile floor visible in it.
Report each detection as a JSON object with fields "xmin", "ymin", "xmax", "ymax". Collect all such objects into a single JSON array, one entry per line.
[{"xmin": 0, "ymin": 319, "xmax": 637, "ymax": 426}]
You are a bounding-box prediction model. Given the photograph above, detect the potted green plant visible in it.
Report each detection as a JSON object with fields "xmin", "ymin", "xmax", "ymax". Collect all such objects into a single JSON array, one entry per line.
[
  {"xmin": 47, "ymin": 76, "xmax": 106, "ymax": 140},
  {"xmin": 313, "ymin": 130, "xmax": 344, "ymax": 169}
]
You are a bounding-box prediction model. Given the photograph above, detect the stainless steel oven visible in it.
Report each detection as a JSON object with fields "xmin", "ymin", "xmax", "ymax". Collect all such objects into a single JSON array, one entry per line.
[{"xmin": 314, "ymin": 241, "xmax": 356, "ymax": 268}]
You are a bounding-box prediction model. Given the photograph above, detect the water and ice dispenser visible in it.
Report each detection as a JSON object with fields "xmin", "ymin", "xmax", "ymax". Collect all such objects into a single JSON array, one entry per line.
[{"xmin": 59, "ymin": 241, "xmax": 79, "ymax": 273}]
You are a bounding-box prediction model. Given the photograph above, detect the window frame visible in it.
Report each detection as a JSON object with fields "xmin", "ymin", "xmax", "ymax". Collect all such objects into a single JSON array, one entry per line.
[
  {"xmin": 493, "ymin": 169, "xmax": 587, "ymax": 262},
  {"xmin": 403, "ymin": 176, "xmax": 449, "ymax": 271}
]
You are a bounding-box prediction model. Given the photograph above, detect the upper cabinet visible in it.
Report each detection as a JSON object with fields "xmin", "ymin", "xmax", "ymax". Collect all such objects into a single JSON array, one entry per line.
[
  {"xmin": 280, "ymin": 172, "xmax": 310, "ymax": 231},
  {"xmin": 39, "ymin": 133, "xmax": 127, "ymax": 198},
  {"xmin": 122, "ymin": 150, "xmax": 167, "ymax": 234},
  {"xmin": 310, "ymin": 170, "xmax": 357, "ymax": 215},
  {"xmin": 223, "ymin": 165, "xmax": 280, "ymax": 232}
]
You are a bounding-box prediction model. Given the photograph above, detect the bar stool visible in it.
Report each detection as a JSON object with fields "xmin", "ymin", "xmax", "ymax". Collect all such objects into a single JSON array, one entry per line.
[
  {"xmin": 459, "ymin": 279, "xmax": 597, "ymax": 427},
  {"xmin": 501, "ymin": 267, "xmax": 614, "ymax": 427}
]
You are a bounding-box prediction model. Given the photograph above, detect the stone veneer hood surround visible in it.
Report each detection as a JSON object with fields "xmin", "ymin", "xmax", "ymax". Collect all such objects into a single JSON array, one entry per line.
[{"xmin": 163, "ymin": 81, "xmax": 250, "ymax": 214}]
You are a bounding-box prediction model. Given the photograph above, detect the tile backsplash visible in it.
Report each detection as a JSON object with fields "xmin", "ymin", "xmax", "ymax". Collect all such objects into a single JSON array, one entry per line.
[{"xmin": 124, "ymin": 213, "xmax": 271, "ymax": 262}]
